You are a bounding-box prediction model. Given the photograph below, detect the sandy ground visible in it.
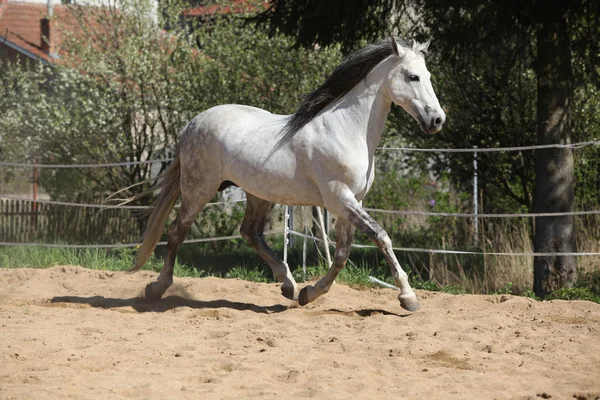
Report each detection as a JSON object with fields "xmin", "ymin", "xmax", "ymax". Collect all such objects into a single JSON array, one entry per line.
[{"xmin": 0, "ymin": 266, "xmax": 599, "ymax": 400}]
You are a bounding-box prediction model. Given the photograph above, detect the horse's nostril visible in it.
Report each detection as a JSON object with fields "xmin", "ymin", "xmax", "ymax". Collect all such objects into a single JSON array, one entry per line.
[{"xmin": 434, "ymin": 117, "xmax": 443, "ymax": 126}]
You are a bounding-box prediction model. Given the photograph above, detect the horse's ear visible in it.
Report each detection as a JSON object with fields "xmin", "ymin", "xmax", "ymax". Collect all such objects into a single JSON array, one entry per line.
[
  {"xmin": 390, "ymin": 36, "xmax": 406, "ymax": 58},
  {"xmin": 421, "ymin": 38, "xmax": 431, "ymax": 53}
]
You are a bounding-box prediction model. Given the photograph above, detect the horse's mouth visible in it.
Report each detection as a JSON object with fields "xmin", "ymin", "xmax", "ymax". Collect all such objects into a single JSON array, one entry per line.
[
  {"xmin": 418, "ymin": 119, "xmax": 437, "ymax": 135},
  {"xmin": 419, "ymin": 118, "xmax": 442, "ymax": 134},
  {"xmin": 427, "ymin": 125, "xmax": 442, "ymax": 134}
]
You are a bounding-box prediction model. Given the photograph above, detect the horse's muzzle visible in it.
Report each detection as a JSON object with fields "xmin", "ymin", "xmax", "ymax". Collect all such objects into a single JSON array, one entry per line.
[{"xmin": 428, "ymin": 114, "xmax": 445, "ymax": 134}]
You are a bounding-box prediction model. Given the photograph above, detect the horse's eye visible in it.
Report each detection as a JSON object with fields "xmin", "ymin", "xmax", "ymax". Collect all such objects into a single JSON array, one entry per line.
[{"xmin": 409, "ymin": 75, "xmax": 420, "ymax": 82}]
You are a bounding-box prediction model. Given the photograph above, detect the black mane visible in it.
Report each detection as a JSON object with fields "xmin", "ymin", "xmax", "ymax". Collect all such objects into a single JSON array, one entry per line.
[{"xmin": 280, "ymin": 37, "xmax": 411, "ymax": 139}]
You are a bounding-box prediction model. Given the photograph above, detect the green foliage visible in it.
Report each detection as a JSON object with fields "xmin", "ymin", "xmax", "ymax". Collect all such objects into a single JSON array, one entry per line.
[
  {"xmin": 539, "ymin": 270, "xmax": 600, "ymax": 303},
  {"xmin": 0, "ymin": 0, "xmax": 342, "ymax": 242},
  {"xmin": 188, "ymin": 202, "xmax": 247, "ymax": 248},
  {"xmin": 225, "ymin": 265, "xmax": 269, "ymax": 282},
  {"xmin": 2, "ymin": 244, "xmax": 597, "ymax": 304},
  {"xmin": 3, "ymin": 0, "xmax": 599, "ymax": 297},
  {"xmin": 0, "ymin": 244, "xmax": 200, "ymax": 277},
  {"xmin": 0, "ymin": 245, "xmax": 156, "ymax": 271},
  {"xmin": 521, "ymin": 290, "xmax": 539, "ymax": 300},
  {"xmin": 292, "ymin": 262, "xmax": 376, "ymax": 288},
  {"xmin": 0, "ymin": 0, "xmax": 342, "ymax": 197},
  {"xmin": 254, "ymin": 0, "xmax": 600, "ymax": 296},
  {"xmin": 578, "ymin": 270, "xmax": 600, "ymax": 296},
  {"xmin": 251, "ymin": 0, "xmax": 402, "ymax": 52},
  {"xmin": 296, "ymin": 263, "xmax": 327, "ymax": 282},
  {"xmin": 195, "ymin": 14, "xmax": 342, "ymax": 115},
  {"xmin": 493, "ymin": 282, "xmax": 514, "ymax": 295},
  {"xmin": 547, "ymin": 287, "xmax": 600, "ymax": 304},
  {"xmin": 256, "ymin": 0, "xmax": 600, "ymax": 217},
  {"xmin": 337, "ymin": 263, "xmax": 377, "ymax": 288},
  {"xmin": 362, "ymin": 170, "xmax": 472, "ymax": 271},
  {"xmin": 410, "ymin": 279, "xmax": 442, "ymax": 292}
]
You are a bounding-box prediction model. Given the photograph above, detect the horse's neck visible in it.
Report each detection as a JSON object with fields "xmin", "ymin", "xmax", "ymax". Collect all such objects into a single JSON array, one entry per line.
[{"xmin": 328, "ymin": 62, "xmax": 393, "ymax": 154}]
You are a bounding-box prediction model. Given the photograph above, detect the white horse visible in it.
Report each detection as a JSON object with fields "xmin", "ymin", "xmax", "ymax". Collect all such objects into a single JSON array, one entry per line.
[{"xmin": 130, "ymin": 36, "xmax": 445, "ymax": 311}]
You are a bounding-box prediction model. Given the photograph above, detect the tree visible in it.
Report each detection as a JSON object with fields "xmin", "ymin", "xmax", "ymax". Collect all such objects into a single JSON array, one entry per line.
[
  {"xmin": 253, "ymin": 0, "xmax": 600, "ymax": 296},
  {"xmin": 532, "ymin": 5, "xmax": 576, "ymax": 296}
]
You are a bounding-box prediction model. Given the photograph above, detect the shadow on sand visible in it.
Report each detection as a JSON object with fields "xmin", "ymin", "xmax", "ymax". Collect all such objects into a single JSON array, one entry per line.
[
  {"xmin": 50, "ymin": 295, "xmax": 289, "ymax": 314},
  {"xmin": 48, "ymin": 295, "xmax": 409, "ymax": 317}
]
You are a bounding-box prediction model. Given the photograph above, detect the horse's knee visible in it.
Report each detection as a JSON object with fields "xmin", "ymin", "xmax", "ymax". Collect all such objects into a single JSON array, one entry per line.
[{"xmin": 374, "ymin": 229, "xmax": 392, "ymax": 249}]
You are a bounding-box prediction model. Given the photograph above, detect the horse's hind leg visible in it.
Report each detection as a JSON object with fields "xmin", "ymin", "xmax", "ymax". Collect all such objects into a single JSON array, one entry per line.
[
  {"xmin": 144, "ymin": 193, "xmax": 213, "ymax": 300},
  {"xmin": 298, "ymin": 217, "xmax": 354, "ymax": 305},
  {"xmin": 240, "ymin": 193, "xmax": 299, "ymax": 300}
]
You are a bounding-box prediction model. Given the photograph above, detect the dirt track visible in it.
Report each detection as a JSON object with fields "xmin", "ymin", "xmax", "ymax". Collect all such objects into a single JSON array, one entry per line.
[{"xmin": 1, "ymin": 266, "xmax": 599, "ymax": 399}]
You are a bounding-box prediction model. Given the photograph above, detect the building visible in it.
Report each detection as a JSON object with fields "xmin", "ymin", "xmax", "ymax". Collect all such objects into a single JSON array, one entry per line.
[{"xmin": 0, "ymin": 0, "xmax": 71, "ymax": 63}]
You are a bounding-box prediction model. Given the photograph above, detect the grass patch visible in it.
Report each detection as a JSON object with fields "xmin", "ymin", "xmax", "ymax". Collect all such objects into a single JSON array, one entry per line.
[
  {"xmin": 547, "ymin": 287, "xmax": 600, "ymax": 302},
  {"xmin": 225, "ymin": 265, "xmax": 269, "ymax": 282},
  {"xmin": 0, "ymin": 246, "xmax": 202, "ymax": 278},
  {"xmin": 546, "ymin": 270, "xmax": 600, "ymax": 303},
  {"xmin": 0, "ymin": 244, "xmax": 598, "ymax": 304}
]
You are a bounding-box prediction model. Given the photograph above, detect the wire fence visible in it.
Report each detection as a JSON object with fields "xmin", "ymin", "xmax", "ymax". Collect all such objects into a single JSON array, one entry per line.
[
  {"xmin": 287, "ymin": 229, "xmax": 600, "ymax": 257},
  {"xmin": 1, "ymin": 138, "xmax": 599, "ymax": 258},
  {"xmin": 1, "ymin": 137, "xmax": 598, "ymax": 169},
  {"xmin": 0, "ymin": 194, "xmax": 246, "ymax": 210},
  {"xmin": 377, "ymin": 138, "xmax": 600, "ymax": 153},
  {"xmin": 0, "ymin": 232, "xmax": 280, "ymax": 249},
  {"xmin": 3, "ymin": 194, "xmax": 599, "ymax": 218},
  {"xmin": 0, "ymin": 159, "xmax": 175, "ymax": 168}
]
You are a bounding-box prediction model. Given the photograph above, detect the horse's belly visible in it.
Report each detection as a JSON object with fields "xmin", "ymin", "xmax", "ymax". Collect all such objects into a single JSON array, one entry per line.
[{"xmin": 227, "ymin": 166, "xmax": 323, "ymax": 207}]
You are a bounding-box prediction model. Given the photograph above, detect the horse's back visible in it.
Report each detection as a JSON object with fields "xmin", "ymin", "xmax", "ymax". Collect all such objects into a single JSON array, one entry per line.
[
  {"xmin": 180, "ymin": 104, "xmax": 323, "ymax": 205},
  {"xmin": 180, "ymin": 104, "xmax": 286, "ymax": 156},
  {"xmin": 198, "ymin": 104, "xmax": 286, "ymax": 129}
]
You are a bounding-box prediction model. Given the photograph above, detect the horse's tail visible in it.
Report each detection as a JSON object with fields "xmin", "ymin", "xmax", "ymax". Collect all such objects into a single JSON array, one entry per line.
[{"xmin": 130, "ymin": 155, "xmax": 181, "ymax": 273}]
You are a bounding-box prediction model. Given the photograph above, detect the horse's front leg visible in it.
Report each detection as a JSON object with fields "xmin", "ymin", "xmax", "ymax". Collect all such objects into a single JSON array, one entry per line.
[
  {"xmin": 325, "ymin": 192, "xmax": 420, "ymax": 311},
  {"xmin": 298, "ymin": 217, "xmax": 355, "ymax": 305}
]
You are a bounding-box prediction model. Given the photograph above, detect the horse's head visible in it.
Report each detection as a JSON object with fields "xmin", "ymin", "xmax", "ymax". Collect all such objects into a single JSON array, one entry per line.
[{"xmin": 384, "ymin": 37, "xmax": 445, "ymax": 134}]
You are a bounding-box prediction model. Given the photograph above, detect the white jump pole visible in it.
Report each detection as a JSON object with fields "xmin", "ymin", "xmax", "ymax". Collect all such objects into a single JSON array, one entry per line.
[
  {"xmin": 316, "ymin": 206, "xmax": 332, "ymax": 268},
  {"xmin": 283, "ymin": 205, "xmax": 290, "ymax": 266},
  {"xmin": 302, "ymin": 225, "xmax": 308, "ymax": 281}
]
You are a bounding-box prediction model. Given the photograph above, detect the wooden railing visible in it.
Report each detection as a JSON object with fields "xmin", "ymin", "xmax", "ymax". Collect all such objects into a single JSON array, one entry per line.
[{"xmin": 0, "ymin": 197, "xmax": 142, "ymax": 244}]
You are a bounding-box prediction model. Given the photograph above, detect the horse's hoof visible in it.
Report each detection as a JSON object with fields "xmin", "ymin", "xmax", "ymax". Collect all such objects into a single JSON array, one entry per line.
[
  {"xmin": 398, "ymin": 294, "xmax": 421, "ymax": 312},
  {"xmin": 298, "ymin": 285, "xmax": 318, "ymax": 306},
  {"xmin": 281, "ymin": 285, "xmax": 299, "ymax": 301},
  {"xmin": 144, "ymin": 282, "xmax": 165, "ymax": 301},
  {"xmin": 298, "ymin": 288, "xmax": 310, "ymax": 306}
]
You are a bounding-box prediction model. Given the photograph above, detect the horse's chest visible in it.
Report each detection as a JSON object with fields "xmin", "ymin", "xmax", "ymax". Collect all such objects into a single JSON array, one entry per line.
[{"xmin": 332, "ymin": 157, "xmax": 375, "ymax": 197}]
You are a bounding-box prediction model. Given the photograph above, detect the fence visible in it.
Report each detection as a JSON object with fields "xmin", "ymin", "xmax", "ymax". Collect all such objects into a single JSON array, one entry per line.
[
  {"xmin": 0, "ymin": 195, "xmax": 140, "ymax": 244},
  {"xmin": 1, "ymin": 140, "xmax": 600, "ymax": 260}
]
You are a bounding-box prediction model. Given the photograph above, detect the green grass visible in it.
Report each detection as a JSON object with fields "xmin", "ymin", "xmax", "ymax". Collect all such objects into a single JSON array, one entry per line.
[
  {"xmin": 545, "ymin": 271, "xmax": 600, "ymax": 303},
  {"xmin": 0, "ymin": 245, "xmax": 203, "ymax": 278},
  {"xmin": 547, "ymin": 287, "xmax": 600, "ymax": 302},
  {"xmin": 1, "ymin": 244, "xmax": 598, "ymax": 304},
  {"xmin": 225, "ymin": 265, "xmax": 269, "ymax": 282}
]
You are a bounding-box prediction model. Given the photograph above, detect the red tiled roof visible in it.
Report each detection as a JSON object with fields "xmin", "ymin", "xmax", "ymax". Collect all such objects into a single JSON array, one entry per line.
[
  {"xmin": 0, "ymin": 1, "xmax": 85, "ymax": 62},
  {"xmin": 184, "ymin": 0, "xmax": 267, "ymax": 17},
  {"xmin": 0, "ymin": 1, "xmax": 256, "ymax": 64}
]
